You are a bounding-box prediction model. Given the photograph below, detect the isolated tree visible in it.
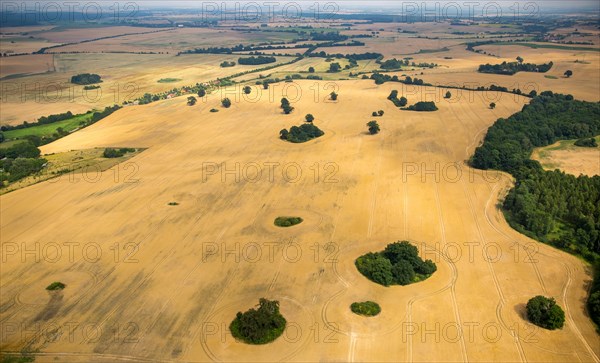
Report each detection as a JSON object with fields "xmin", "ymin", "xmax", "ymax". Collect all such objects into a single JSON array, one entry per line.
[
  {"xmin": 367, "ymin": 120, "xmax": 380, "ymax": 135},
  {"xmin": 526, "ymin": 296, "xmax": 565, "ymax": 330},
  {"xmin": 372, "ymin": 111, "xmax": 378, "ymax": 117},
  {"xmin": 243, "ymin": 86, "xmax": 251, "ymax": 95},
  {"xmin": 377, "ymin": 110, "xmax": 384, "ymax": 116},
  {"xmin": 489, "ymin": 102, "xmax": 496, "ymax": 109},
  {"xmin": 282, "ymin": 104, "xmax": 294, "ymax": 114},
  {"xmin": 308, "ymin": 66, "xmax": 315, "ymax": 73},
  {"xmin": 329, "ymin": 62, "xmax": 341, "ymax": 72},
  {"xmin": 280, "ymin": 98, "xmax": 293, "ymax": 114},
  {"xmin": 564, "ymin": 70, "xmax": 573, "ymax": 78},
  {"xmin": 222, "ymin": 98, "xmax": 232, "ymax": 108},
  {"xmin": 279, "ymin": 129, "xmax": 289, "ymax": 140},
  {"xmin": 330, "ymin": 91, "xmax": 338, "ymax": 101},
  {"xmin": 444, "ymin": 91, "xmax": 452, "ymax": 99},
  {"xmin": 198, "ymin": 88, "xmax": 206, "ymax": 98},
  {"xmin": 187, "ymin": 96, "xmax": 197, "ymax": 106},
  {"xmin": 305, "ymin": 114, "xmax": 314, "ymax": 122}
]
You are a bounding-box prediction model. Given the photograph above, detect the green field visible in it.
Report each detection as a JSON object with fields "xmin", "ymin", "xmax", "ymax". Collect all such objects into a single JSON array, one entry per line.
[{"xmin": 3, "ymin": 113, "xmax": 92, "ymax": 139}]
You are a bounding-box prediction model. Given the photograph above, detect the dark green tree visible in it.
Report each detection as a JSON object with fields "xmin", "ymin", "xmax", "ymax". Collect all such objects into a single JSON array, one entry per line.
[
  {"xmin": 526, "ymin": 296, "xmax": 565, "ymax": 330},
  {"xmin": 305, "ymin": 114, "xmax": 314, "ymax": 122},
  {"xmin": 222, "ymin": 98, "xmax": 232, "ymax": 108},
  {"xmin": 367, "ymin": 120, "xmax": 380, "ymax": 135}
]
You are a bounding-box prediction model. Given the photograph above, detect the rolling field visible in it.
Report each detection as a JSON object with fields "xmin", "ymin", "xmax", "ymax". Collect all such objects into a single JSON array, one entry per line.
[
  {"xmin": 531, "ymin": 138, "xmax": 600, "ymax": 177},
  {"xmin": 0, "ymin": 53, "xmax": 296, "ymax": 125},
  {"xmin": 1, "ymin": 80, "xmax": 598, "ymax": 362}
]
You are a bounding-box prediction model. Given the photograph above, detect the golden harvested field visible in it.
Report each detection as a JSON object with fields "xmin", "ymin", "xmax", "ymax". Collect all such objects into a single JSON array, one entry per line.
[
  {"xmin": 532, "ymin": 139, "xmax": 600, "ymax": 177},
  {"xmin": 1, "ymin": 80, "xmax": 598, "ymax": 362},
  {"xmin": 0, "ymin": 53, "xmax": 295, "ymax": 125},
  {"xmin": 49, "ymin": 27, "xmax": 300, "ymax": 54}
]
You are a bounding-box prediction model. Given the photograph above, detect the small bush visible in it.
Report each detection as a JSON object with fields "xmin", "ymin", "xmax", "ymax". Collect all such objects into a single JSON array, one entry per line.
[
  {"xmin": 168, "ymin": 202, "xmax": 179, "ymax": 206},
  {"xmin": 350, "ymin": 301, "xmax": 381, "ymax": 316},
  {"xmin": 46, "ymin": 282, "xmax": 66, "ymax": 291},
  {"xmin": 210, "ymin": 108, "xmax": 219, "ymax": 113},
  {"xmin": 222, "ymin": 98, "xmax": 232, "ymax": 108},
  {"xmin": 274, "ymin": 216, "xmax": 303, "ymax": 227}
]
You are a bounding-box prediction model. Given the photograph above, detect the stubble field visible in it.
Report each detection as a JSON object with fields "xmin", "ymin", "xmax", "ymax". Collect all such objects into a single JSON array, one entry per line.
[{"xmin": 1, "ymin": 79, "xmax": 598, "ymax": 362}]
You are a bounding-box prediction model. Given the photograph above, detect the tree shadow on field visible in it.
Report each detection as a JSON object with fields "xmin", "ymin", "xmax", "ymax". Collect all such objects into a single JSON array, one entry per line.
[
  {"xmin": 34, "ymin": 290, "xmax": 64, "ymax": 322},
  {"xmin": 514, "ymin": 303, "xmax": 528, "ymax": 321}
]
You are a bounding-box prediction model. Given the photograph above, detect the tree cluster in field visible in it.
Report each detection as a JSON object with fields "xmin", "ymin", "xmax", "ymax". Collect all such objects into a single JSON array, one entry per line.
[
  {"xmin": 274, "ymin": 216, "xmax": 303, "ymax": 227},
  {"xmin": 220, "ymin": 61, "xmax": 236, "ymax": 67},
  {"xmin": 229, "ymin": 298, "xmax": 286, "ymax": 344},
  {"xmin": 526, "ymin": 296, "xmax": 565, "ymax": 330},
  {"xmin": 372, "ymin": 110, "xmax": 384, "ymax": 117},
  {"xmin": 574, "ymin": 137, "xmax": 598, "ymax": 147},
  {"xmin": 387, "ymin": 90, "xmax": 408, "ymax": 107},
  {"xmin": 306, "ymin": 51, "xmax": 382, "ymax": 61},
  {"xmin": 70, "ymin": 73, "xmax": 102, "ymax": 85},
  {"xmin": 309, "ymin": 31, "xmax": 348, "ymax": 41},
  {"xmin": 238, "ymin": 56, "xmax": 277, "ymax": 65},
  {"xmin": 404, "ymin": 101, "xmax": 438, "ymax": 112},
  {"xmin": 377, "ymin": 58, "xmax": 438, "ymax": 70},
  {"xmin": 355, "ymin": 241, "xmax": 437, "ymax": 286},
  {"xmin": 478, "ymin": 61, "xmax": 553, "ymax": 75},
  {"xmin": 471, "ymin": 92, "xmax": 600, "ymax": 261},
  {"xmin": 279, "ymin": 124, "xmax": 324, "ymax": 143},
  {"xmin": 103, "ymin": 148, "xmax": 135, "ymax": 158},
  {"xmin": 370, "ymin": 72, "xmax": 429, "ymax": 86},
  {"xmin": 350, "ymin": 301, "xmax": 381, "ymax": 316},
  {"xmin": 46, "ymin": 282, "xmax": 66, "ymax": 291},
  {"xmin": 0, "ymin": 141, "xmax": 46, "ymax": 185}
]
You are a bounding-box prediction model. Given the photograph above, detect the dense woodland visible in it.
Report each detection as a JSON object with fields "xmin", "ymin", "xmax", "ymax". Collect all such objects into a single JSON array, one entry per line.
[
  {"xmin": 472, "ymin": 93, "xmax": 600, "ymax": 257},
  {"xmin": 0, "ymin": 142, "xmax": 46, "ymax": 184}
]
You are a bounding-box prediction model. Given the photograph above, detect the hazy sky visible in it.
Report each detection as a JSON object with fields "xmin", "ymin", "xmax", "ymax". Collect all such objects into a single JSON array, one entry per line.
[{"xmin": 135, "ymin": 0, "xmax": 600, "ymax": 12}]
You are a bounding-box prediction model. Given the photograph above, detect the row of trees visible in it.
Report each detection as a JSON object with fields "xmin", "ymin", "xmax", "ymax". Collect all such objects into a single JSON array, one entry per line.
[
  {"xmin": 355, "ymin": 241, "xmax": 437, "ymax": 286},
  {"xmin": 1, "ymin": 111, "xmax": 75, "ymax": 131},
  {"xmin": 478, "ymin": 61, "xmax": 554, "ymax": 75}
]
